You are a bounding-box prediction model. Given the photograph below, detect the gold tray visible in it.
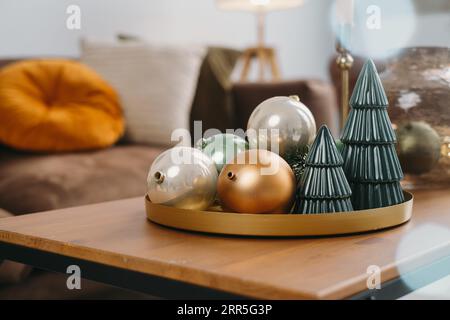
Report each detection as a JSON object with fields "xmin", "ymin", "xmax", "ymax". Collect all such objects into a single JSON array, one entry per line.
[{"xmin": 145, "ymin": 192, "xmax": 413, "ymax": 237}]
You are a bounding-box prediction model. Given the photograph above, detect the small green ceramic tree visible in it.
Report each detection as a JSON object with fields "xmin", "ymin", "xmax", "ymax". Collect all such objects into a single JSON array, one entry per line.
[
  {"xmin": 340, "ymin": 59, "xmax": 404, "ymax": 210},
  {"xmin": 292, "ymin": 125, "xmax": 353, "ymax": 214}
]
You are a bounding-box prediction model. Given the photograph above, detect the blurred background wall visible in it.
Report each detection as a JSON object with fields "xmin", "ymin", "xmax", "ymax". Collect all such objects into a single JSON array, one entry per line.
[{"xmin": 0, "ymin": 0, "xmax": 448, "ymax": 80}]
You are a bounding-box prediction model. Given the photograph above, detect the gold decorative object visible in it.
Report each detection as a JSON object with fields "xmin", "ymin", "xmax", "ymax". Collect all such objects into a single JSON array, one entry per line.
[
  {"xmin": 145, "ymin": 192, "xmax": 413, "ymax": 237},
  {"xmin": 441, "ymin": 136, "xmax": 450, "ymax": 158},
  {"xmin": 217, "ymin": 149, "xmax": 296, "ymax": 213},
  {"xmin": 336, "ymin": 40, "xmax": 354, "ymax": 130},
  {"xmin": 396, "ymin": 121, "xmax": 442, "ymax": 175},
  {"xmin": 335, "ymin": 0, "xmax": 354, "ymax": 129}
]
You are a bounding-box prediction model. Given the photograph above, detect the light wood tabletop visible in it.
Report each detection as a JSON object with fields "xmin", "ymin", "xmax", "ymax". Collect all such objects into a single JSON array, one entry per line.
[{"xmin": 0, "ymin": 189, "xmax": 450, "ymax": 299}]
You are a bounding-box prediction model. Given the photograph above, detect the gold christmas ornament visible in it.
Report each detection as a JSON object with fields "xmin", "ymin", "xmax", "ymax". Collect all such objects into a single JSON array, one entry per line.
[
  {"xmin": 247, "ymin": 95, "xmax": 316, "ymax": 159},
  {"xmin": 217, "ymin": 149, "xmax": 295, "ymax": 214},
  {"xmin": 396, "ymin": 121, "xmax": 441, "ymax": 175}
]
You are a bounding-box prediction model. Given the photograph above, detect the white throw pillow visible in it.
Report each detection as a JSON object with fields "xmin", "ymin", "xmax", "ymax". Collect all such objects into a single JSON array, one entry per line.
[{"xmin": 80, "ymin": 39, "xmax": 205, "ymax": 146}]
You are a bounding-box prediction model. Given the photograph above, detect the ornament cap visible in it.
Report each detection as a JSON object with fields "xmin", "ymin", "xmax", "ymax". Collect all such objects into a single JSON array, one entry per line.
[
  {"xmin": 226, "ymin": 171, "xmax": 236, "ymax": 181},
  {"xmin": 154, "ymin": 171, "xmax": 165, "ymax": 184},
  {"xmin": 196, "ymin": 137, "xmax": 208, "ymax": 150},
  {"xmin": 289, "ymin": 95, "xmax": 300, "ymax": 102}
]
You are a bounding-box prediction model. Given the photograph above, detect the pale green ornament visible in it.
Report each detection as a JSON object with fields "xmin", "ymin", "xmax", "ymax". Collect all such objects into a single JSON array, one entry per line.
[{"xmin": 196, "ymin": 133, "xmax": 248, "ymax": 173}]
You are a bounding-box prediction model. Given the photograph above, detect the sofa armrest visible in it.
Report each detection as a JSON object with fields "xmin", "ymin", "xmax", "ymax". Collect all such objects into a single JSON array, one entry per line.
[
  {"xmin": 0, "ymin": 208, "xmax": 12, "ymax": 218},
  {"xmin": 231, "ymin": 79, "xmax": 340, "ymax": 137}
]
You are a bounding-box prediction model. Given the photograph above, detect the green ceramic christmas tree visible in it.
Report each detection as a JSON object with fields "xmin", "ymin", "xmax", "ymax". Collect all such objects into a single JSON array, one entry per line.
[
  {"xmin": 292, "ymin": 125, "xmax": 353, "ymax": 214},
  {"xmin": 341, "ymin": 59, "xmax": 404, "ymax": 210}
]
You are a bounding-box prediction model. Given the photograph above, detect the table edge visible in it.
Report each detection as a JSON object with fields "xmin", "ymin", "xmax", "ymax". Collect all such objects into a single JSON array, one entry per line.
[
  {"xmin": 0, "ymin": 229, "xmax": 319, "ymax": 299},
  {"xmin": 1, "ymin": 223, "xmax": 450, "ymax": 299}
]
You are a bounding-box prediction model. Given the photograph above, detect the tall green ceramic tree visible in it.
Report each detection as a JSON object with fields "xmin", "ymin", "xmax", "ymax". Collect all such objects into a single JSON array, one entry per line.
[
  {"xmin": 292, "ymin": 125, "xmax": 353, "ymax": 214},
  {"xmin": 341, "ymin": 59, "xmax": 404, "ymax": 210}
]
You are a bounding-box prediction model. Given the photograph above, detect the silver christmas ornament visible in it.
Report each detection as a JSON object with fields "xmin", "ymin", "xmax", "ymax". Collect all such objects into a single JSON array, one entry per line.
[
  {"xmin": 247, "ymin": 95, "xmax": 316, "ymax": 159},
  {"xmin": 147, "ymin": 147, "xmax": 218, "ymax": 210},
  {"xmin": 196, "ymin": 133, "xmax": 248, "ymax": 173}
]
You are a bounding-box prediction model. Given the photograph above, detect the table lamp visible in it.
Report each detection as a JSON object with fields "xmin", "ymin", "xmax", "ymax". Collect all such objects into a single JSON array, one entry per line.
[{"xmin": 217, "ymin": 0, "xmax": 304, "ymax": 82}]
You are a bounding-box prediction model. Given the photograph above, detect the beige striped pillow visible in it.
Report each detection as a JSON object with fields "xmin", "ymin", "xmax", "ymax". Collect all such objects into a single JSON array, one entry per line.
[{"xmin": 81, "ymin": 39, "xmax": 205, "ymax": 146}]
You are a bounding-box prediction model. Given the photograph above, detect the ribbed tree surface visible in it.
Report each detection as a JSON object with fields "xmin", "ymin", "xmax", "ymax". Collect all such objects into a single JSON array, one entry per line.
[
  {"xmin": 292, "ymin": 125, "xmax": 353, "ymax": 214},
  {"xmin": 341, "ymin": 59, "xmax": 404, "ymax": 210}
]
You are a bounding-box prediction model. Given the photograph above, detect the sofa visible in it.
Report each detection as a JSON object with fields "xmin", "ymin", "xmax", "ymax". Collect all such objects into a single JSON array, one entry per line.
[{"xmin": 0, "ymin": 57, "xmax": 339, "ymax": 299}]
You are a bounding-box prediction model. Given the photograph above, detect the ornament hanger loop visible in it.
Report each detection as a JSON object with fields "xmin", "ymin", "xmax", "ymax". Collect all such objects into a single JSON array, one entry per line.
[{"xmin": 227, "ymin": 171, "xmax": 236, "ymax": 181}]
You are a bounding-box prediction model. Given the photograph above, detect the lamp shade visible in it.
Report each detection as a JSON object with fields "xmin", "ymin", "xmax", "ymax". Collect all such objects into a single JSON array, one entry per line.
[{"xmin": 217, "ymin": 0, "xmax": 304, "ymax": 12}]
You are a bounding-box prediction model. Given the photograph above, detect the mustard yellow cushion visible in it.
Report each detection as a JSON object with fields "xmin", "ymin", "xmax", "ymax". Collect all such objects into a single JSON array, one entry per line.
[{"xmin": 0, "ymin": 60, "xmax": 124, "ymax": 152}]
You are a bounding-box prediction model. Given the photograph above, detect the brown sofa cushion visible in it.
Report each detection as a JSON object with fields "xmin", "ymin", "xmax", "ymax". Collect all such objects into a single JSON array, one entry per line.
[
  {"xmin": 0, "ymin": 145, "xmax": 164, "ymax": 215},
  {"xmin": 232, "ymin": 80, "xmax": 340, "ymax": 137}
]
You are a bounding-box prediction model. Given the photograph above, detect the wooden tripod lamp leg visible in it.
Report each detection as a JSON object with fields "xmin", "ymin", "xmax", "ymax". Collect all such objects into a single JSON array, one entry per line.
[
  {"xmin": 239, "ymin": 11, "xmax": 282, "ymax": 82},
  {"xmin": 257, "ymin": 48, "xmax": 266, "ymax": 81},
  {"xmin": 239, "ymin": 48, "xmax": 281, "ymax": 82},
  {"xmin": 240, "ymin": 50, "xmax": 252, "ymax": 82},
  {"xmin": 268, "ymin": 49, "xmax": 280, "ymax": 80}
]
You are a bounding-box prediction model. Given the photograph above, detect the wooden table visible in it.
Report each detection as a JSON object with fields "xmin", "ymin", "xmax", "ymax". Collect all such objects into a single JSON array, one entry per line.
[{"xmin": 0, "ymin": 189, "xmax": 450, "ymax": 299}]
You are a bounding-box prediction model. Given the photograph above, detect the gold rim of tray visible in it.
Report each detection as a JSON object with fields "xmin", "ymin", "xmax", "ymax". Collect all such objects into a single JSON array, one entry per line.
[{"xmin": 145, "ymin": 192, "xmax": 413, "ymax": 237}]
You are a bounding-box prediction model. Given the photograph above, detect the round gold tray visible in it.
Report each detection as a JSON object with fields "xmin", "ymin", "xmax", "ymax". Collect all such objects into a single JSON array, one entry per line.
[{"xmin": 145, "ymin": 192, "xmax": 413, "ymax": 237}]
